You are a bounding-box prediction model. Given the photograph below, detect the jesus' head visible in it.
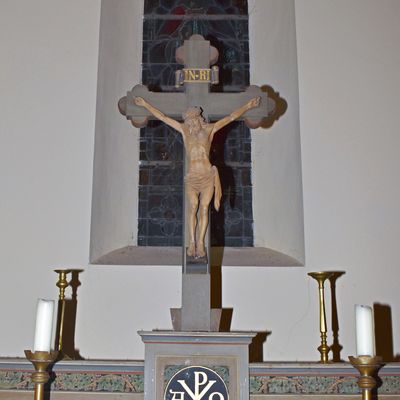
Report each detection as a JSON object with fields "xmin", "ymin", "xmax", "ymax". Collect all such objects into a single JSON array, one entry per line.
[{"xmin": 183, "ymin": 107, "xmax": 206, "ymax": 132}]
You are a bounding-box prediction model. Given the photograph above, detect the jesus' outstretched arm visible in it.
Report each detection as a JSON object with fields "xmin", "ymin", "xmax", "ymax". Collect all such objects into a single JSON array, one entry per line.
[
  {"xmin": 210, "ymin": 97, "xmax": 260, "ymax": 139},
  {"xmin": 134, "ymin": 97, "xmax": 183, "ymax": 133}
]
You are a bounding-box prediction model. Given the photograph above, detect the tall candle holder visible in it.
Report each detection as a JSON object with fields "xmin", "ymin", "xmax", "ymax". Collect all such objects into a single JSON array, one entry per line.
[
  {"xmin": 25, "ymin": 350, "xmax": 58, "ymax": 400},
  {"xmin": 54, "ymin": 269, "xmax": 71, "ymax": 353},
  {"xmin": 349, "ymin": 356, "xmax": 384, "ymax": 400},
  {"xmin": 308, "ymin": 271, "xmax": 334, "ymax": 363}
]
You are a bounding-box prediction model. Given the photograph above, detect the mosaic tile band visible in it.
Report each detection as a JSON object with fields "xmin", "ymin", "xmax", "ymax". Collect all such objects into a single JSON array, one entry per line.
[{"xmin": 1, "ymin": 361, "xmax": 400, "ymax": 395}]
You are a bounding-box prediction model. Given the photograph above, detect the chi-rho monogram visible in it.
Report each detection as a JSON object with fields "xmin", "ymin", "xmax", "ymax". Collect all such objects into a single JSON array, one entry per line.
[{"xmin": 164, "ymin": 366, "xmax": 229, "ymax": 400}]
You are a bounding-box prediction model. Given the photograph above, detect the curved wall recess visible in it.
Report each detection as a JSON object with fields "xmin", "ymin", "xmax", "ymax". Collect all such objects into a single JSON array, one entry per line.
[{"xmin": 90, "ymin": 0, "xmax": 304, "ymax": 267}]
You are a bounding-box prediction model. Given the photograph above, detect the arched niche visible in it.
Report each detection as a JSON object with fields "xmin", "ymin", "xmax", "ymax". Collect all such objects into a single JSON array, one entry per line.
[{"xmin": 90, "ymin": 0, "xmax": 304, "ymax": 267}]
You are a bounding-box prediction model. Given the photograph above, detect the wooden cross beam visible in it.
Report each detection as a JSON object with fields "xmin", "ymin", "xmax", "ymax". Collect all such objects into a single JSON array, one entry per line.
[{"xmin": 118, "ymin": 34, "xmax": 275, "ymax": 127}]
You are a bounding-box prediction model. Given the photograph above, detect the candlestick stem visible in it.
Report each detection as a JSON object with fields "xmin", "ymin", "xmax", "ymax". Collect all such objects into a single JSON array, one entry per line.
[
  {"xmin": 349, "ymin": 356, "xmax": 384, "ymax": 400},
  {"xmin": 54, "ymin": 269, "xmax": 71, "ymax": 353},
  {"xmin": 308, "ymin": 271, "xmax": 334, "ymax": 363},
  {"xmin": 25, "ymin": 350, "xmax": 58, "ymax": 400}
]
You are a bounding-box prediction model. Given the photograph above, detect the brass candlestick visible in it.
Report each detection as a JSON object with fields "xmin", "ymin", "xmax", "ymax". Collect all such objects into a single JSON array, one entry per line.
[
  {"xmin": 25, "ymin": 350, "xmax": 58, "ymax": 400},
  {"xmin": 349, "ymin": 356, "xmax": 384, "ymax": 400},
  {"xmin": 308, "ymin": 271, "xmax": 334, "ymax": 363},
  {"xmin": 54, "ymin": 269, "xmax": 71, "ymax": 353}
]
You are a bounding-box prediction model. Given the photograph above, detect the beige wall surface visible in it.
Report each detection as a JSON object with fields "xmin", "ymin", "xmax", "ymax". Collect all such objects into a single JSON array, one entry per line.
[
  {"xmin": 0, "ymin": 0, "xmax": 399, "ymax": 361},
  {"xmin": 90, "ymin": 0, "xmax": 142, "ymax": 262},
  {"xmin": 250, "ymin": 0, "xmax": 304, "ymax": 262}
]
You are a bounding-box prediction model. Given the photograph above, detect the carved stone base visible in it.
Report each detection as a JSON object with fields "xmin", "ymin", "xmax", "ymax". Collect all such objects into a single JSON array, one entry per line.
[{"xmin": 139, "ymin": 331, "xmax": 255, "ymax": 400}]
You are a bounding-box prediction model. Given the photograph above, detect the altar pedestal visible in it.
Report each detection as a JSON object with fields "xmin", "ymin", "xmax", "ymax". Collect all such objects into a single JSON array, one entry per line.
[{"xmin": 139, "ymin": 331, "xmax": 256, "ymax": 400}]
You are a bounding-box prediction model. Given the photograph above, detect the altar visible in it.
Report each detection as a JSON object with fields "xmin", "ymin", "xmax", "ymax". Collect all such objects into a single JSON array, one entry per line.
[{"xmin": 1, "ymin": 358, "xmax": 400, "ymax": 399}]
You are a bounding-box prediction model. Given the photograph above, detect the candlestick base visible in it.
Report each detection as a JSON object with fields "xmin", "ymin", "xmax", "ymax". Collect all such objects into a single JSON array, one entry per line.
[
  {"xmin": 349, "ymin": 355, "xmax": 384, "ymax": 400},
  {"xmin": 318, "ymin": 336, "xmax": 331, "ymax": 364},
  {"xmin": 25, "ymin": 350, "xmax": 58, "ymax": 400}
]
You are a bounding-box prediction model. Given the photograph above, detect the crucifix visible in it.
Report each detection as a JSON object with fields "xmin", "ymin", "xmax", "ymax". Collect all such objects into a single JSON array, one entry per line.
[{"xmin": 119, "ymin": 34, "xmax": 275, "ymax": 331}]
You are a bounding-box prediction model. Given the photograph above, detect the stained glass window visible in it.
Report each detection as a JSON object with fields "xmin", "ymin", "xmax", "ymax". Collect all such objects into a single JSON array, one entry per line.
[{"xmin": 138, "ymin": 0, "xmax": 253, "ymax": 247}]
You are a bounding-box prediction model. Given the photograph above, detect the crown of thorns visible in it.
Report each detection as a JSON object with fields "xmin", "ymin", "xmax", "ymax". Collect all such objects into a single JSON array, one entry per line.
[{"xmin": 182, "ymin": 107, "xmax": 202, "ymax": 120}]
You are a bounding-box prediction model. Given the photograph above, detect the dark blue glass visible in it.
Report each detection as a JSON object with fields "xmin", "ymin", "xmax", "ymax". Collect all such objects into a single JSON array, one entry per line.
[
  {"xmin": 139, "ymin": 0, "xmax": 253, "ymax": 247},
  {"xmin": 144, "ymin": 0, "xmax": 248, "ymax": 15}
]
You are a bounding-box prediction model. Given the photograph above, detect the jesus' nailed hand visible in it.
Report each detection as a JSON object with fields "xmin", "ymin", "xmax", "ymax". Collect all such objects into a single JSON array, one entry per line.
[{"xmin": 134, "ymin": 96, "xmax": 260, "ymax": 259}]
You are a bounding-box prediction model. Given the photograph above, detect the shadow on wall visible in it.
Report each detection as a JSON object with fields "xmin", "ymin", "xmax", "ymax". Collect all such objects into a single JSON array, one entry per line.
[
  {"xmin": 54, "ymin": 269, "xmax": 84, "ymax": 360},
  {"xmin": 260, "ymin": 85, "xmax": 287, "ymax": 129},
  {"xmin": 329, "ymin": 271, "xmax": 346, "ymax": 362},
  {"xmin": 249, "ymin": 331, "xmax": 271, "ymax": 363},
  {"xmin": 374, "ymin": 303, "xmax": 400, "ymax": 362}
]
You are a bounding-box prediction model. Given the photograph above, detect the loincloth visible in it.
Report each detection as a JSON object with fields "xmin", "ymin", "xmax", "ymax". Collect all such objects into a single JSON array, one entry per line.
[{"xmin": 185, "ymin": 165, "xmax": 222, "ymax": 211}]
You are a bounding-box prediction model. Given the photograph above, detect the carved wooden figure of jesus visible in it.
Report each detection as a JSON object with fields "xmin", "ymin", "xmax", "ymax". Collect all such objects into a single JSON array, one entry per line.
[{"xmin": 134, "ymin": 96, "xmax": 260, "ymax": 258}]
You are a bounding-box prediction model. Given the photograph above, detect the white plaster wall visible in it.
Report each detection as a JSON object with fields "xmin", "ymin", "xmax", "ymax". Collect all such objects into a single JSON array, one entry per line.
[
  {"xmin": 0, "ymin": 0, "xmax": 100, "ymax": 356},
  {"xmin": 1, "ymin": 0, "xmax": 399, "ymax": 361},
  {"xmin": 223, "ymin": 0, "xmax": 400, "ymax": 360},
  {"xmin": 90, "ymin": 0, "xmax": 143, "ymax": 262},
  {"xmin": 250, "ymin": 0, "xmax": 305, "ymax": 263}
]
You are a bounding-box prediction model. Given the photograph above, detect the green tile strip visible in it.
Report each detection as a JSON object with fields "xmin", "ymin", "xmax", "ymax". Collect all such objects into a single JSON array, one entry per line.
[
  {"xmin": 1, "ymin": 363, "xmax": 400, "ymax": 394},
  {"xmin": 249, "ymin": 375, "xmax": 400, "ymax": 395},
  {"xmin": 52, "ymin": 372, "xmax": 144, "ymax": 393},
  {"xmin": 0, "ymin": 371, "xmax": 33, "ymax": 391},
  {"xmin": 249, "ymin": 375, "xmax": 359, "ymax": 395},
  {"xmin": 0, "ymin": 371, "xmax": 144, "ymax": 393}
]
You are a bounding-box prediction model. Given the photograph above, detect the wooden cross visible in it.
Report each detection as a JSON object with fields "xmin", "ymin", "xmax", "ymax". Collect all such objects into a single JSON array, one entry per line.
[
  {"xmin": 118, "ymin": 34, "xmax": 276, "ymax": 331},
  {"xmin": 118, "ymin": 34, "xmax": 275, "ymax": 127}
]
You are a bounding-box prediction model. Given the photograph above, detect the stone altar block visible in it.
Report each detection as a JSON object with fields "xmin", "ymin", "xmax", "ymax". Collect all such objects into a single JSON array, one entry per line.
[{"xmin": 139, "ymin": 331, "xmax": 256, "ymax": 400}]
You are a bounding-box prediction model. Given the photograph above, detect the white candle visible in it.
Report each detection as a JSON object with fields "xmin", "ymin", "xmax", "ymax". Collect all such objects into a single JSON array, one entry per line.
[
  {"xmin": 33, "ymin": 299, "xmax": 54, "ymax": 352},
  {"xmin": 355, "ymin": 304, "xmax": 375, "ymax": 356}
]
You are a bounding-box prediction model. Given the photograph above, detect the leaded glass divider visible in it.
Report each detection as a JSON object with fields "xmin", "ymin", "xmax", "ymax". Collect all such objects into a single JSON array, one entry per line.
[{"xmin": 138, "ymin": 0, "xmax": 253, "ymax": 248}]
